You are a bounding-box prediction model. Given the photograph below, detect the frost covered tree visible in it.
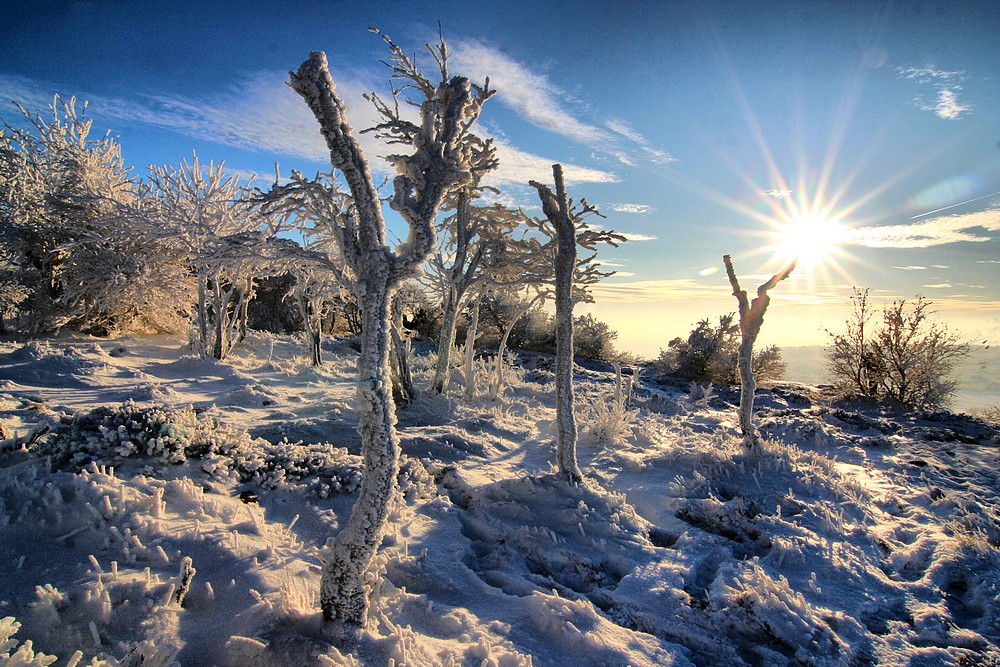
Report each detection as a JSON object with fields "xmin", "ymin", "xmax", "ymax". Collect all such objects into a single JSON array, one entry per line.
[
  {"xmin": 1, "ymin": 97, "xmax": 189, "ymax": 334},
  {"xmin": 470, "ymin": 191, "xmax": 621, "ymax": 400},
  {"xmin": 287, "ymin": 268, "xmax": 340, "ymax": 366},
  {"xmin": 529, "ymin": 164, "xmax": 622, "ymax": 481},
  {"xmin": 826, "ymin": 289, "xmax": 971, "ymax": 409},
  {"xmin": 142, "ymin": 154, "xmax": 265, "ymax": 358},
  {"xmin": 284, "ymin": 31, "xmax": 494, "ymax": 625},
  {"xmin": 255, "ymin": 169, "xmax": 351, "ymax": 365},
  {"xmin": 427, "ymin": 191, "xmax": 521, "ymax": 394},
  {"xmin": 723, "ymin": 255, "xmax": 794, "ymax": 448}
]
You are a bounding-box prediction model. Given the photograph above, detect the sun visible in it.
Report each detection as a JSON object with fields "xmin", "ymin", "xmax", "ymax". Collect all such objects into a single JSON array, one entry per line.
[{"xmin": 772, "ymin": 212, "xmax": 846, "ymax": 273}]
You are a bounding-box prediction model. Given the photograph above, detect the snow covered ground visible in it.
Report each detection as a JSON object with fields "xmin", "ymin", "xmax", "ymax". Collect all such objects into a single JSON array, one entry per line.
[{"xmin": 1, "ymin": 332, "xmax": 998, "ymax": 666}]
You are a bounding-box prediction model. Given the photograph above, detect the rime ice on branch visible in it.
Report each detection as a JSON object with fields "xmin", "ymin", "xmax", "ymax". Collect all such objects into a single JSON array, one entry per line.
[
  {"xmin": 723, "ymin": 254, "xmax": 794, "ymax": 449},
  {"xmin": 529, "ymin": 164, "xmax": 622, "ymax": 481},
  {"xmin": 286, "ymin": 31, "xmax": 493, "ymax": 626}
]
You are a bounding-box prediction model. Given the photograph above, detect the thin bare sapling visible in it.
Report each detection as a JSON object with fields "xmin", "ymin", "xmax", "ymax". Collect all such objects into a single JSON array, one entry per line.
[{"xmin": 723, "ymin": 254, "xmax": 794, "ymax": 448}]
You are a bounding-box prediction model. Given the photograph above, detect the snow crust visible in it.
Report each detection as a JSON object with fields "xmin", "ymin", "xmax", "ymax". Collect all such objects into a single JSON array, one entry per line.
[{"xmin": 1, "ymin": 332, "xmax": 998, "ymax": 666}]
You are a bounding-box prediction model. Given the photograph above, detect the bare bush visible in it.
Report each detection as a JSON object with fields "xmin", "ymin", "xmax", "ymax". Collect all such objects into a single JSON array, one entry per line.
[
  {"xmin": 826, "ymin": 288, "xmax": 971, "ymax": 409},
  {"xmin": 656, "ymin": 314, "xmax": 785, "ymax": 385}
]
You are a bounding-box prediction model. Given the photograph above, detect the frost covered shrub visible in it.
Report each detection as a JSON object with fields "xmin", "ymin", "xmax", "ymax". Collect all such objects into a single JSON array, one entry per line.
[
  {"xmin": 43, "ymin": 401, "xmax": 366, "ymax": 498},
  {"xmin": 710, "ymin": 560, "xmax": 862, "ymax": 663},
  {"xmin": 582, "ymin": 365, "xmax": 639, "ymax": 445},
  {"xmin": 826, "ymin": 289, "xmax": 971, "ymax": 409},
  {"xmin": 656, "ymin": 314, "xmax": 785, "ymax": 385},
  {"xmin": 572, "ymin": 313, "xmax": 620, "ymax": 361},
  {"xmin": 45, "ymin": 400, "xmax": 230, "ymax": 467},
  {"xmin": 495, "ymin": 312, "xmax": 622, "ymax": 361},
  {"xmin": 0, "ymin": 616, "xmax": 66, "ymax": 666},
  {"xmin": 1, "ymin": 97, "xmax": 193, "ymax": 336}
]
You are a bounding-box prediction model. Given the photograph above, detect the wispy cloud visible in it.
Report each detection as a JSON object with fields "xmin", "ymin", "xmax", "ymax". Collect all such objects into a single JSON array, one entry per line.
[
  {"xmin": 487, "ymin": 138, "xmax": 618, "ymax": 186},
  {"xmin": 0, "ymin": 69, "xmax": 615, "ymax": 185},
  {"xmin": 926, "ymin": 89, "xmax": 972, "ymax": 120},
  {"xmin": 619, "ymin": 232, "xmax": 658, "ymax": 242},
  {"xmin": 589, "ymin": 278, "xmax": 838, "ymax": 306},
  {"xmin": 759, "ymin": 188, "xmax": 792, "ymax": 199},
  {"xmin": 451, "ymin": 40, "xmax": 613, "ymax": 145},
  {"xmin": 893, "ymin": 266, "xmax": 927, "ymax": 271},
  {"xmin": 450, "ymin": 40, "xmax": 673, "ymax": 168},
  {"xmin": 0, "ymin": 73, "xmax": 61, "ymax": 114},
  {"xmin": 897, "ymin": 65, "xmax": 971, "ymax": 120},
  {"xmin": 610, "ymin": 203, "xmax": 655, "ymax": 214},
  {"xmin": 589, "ymin": 278, "xmax": 725, "ymax": 303},
  {"xmin": 848, "ymin": 208, "xmax": 1000, "ymax": 248},
  {"xmin": 605, "ymin": 119, "xmax": 675, "ymax": 164}
]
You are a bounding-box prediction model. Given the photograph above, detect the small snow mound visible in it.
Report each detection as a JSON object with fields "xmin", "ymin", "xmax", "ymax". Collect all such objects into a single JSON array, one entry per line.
[
  {"xmin": 220, "ymin": 383, "xmax": 279, "ymax": 408},
  {"xmin": 0, "ymin": 343, "xmax": 111, "ymax": 388}
]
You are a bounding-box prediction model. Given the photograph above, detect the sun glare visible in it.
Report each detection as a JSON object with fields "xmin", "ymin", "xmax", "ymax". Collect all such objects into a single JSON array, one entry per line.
[{"xmin": 773, "ymin": 213, "xmax": 846, "ymax": 272}]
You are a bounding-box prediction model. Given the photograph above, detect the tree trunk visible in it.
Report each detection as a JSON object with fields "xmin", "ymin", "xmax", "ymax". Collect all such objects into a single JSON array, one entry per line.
[
  {"xmin": 723, "ymin": 255, "xmax": 793, "ymax": 450},
  {"xmin": 212, "ymin": 282, "xmax": 225, "ymax": 360},
  {"xmin": 551, "ymin": 168, "xmax": 582, "ymax": 482},
  {"xmin": 431, "ymin": 289, "xmax": 460, "ymax": 394},
  {"xmin": 310, "ymin": 329, "xmax": 322, "ymax": 367},
  {"xmin": 320, "ymin": 286, "xmax": 398, "ymax": 624},
  {"xmin": 390, "ymin": 292, "xmax": 414, "ymax": 405},
  {"xmin": 488, "ymin": 296, "xmax": 539, "ymax": 400},
  {"xmin": 735, "ymin": 336, "xmax": 758, "ymax": 447},
  {"xmin": 236, "ymin": 278, "xmax": 251, "ymax": 345},
  {"xmin": 463, "ymin": 297, "xmax": 481, "ymax": 400},
  {"xmin": 196, "ymin": 271, "xmax": 210, "ymax": 358}
]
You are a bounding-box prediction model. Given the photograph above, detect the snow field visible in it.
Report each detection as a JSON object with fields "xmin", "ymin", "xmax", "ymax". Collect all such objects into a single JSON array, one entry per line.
[{"xmin": 0, "ymin": 334, "xmax": 998, "ymax": 666}]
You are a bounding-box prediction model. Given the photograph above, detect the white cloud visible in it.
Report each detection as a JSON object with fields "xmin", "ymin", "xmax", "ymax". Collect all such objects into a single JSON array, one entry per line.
[
  {"xmin": 451, "ymin": 40, "xmax": 613, "ymax": 145},
  {"xmin": 486, "ymin": 138, "xmax": 619, "ymax": 186},
  {"xmin": 897, "ymin": 65, "xmax": 971, "ymax": 120},
  {"xmin": 618, "ymin": 232, "xmax": 657, "ymax": 242},
  {"xmin": 0, "ymin": 69, "xmax": 618, "ymax": 187},
  {"xmin": 0, "ymin": 73, "xmax": 63, "ymax": 115},
  {"xmin": 847, "ymin": 208, "xmax": 1000, "ymax": 248},
  {"xmin": 605, "ymin": 119, "xmax": 675, "ymax": 164},
  {"xmin": 923, "ymin": 89, "xmax": 971, "ymax": 120},
  {"xmin": 611, "ymin": 203, "xmax": 655, "ymax": 214},
  {"xmin": 892, "ymin": 265, "xmax": 927, "ymax": 271},
  {"xmin": 589, "ymin": 278, "xmax": 724, "ymax": 303},
  {"xmin": 759, "ymin": 188, "xmax": 792, "ymax": 198},
  {"xmin": 923, "ymin": 283, "xmax": 952, "ymax": 289},
  {"xmin": 451, "ymin": 41, "xmax": 674, "ymax": 168}
]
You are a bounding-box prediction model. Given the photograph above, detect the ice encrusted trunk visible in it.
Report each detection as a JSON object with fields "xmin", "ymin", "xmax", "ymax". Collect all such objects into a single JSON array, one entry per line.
[
  {"xmin": 488, "ymin": 292, "xmax": 544, "ymax": 399},
  {"xmin": 289, "ymin": 40, "xmax": 491, "ymax": 625},
  {"xmin": 723, "ymin": 254, "xmax": 794, "ymax": 449},
  {"xmin": 531, "ymin": 165, "xmax": 582, "ymax": 482},
  {"xmin": 431, "ymin": 190, "xmax": 473, "ymax": 394}
]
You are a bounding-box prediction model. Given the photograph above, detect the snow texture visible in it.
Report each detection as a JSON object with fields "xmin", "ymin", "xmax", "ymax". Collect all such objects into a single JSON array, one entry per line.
[{"xmin": 1, "ymin": 333, "xmax": 998, "ymax": 666}]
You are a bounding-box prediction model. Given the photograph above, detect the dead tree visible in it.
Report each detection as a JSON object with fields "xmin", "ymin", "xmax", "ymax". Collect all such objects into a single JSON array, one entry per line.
[
  {"xmin": 529, "ymin": 164, "xmax": 608, "ymax": 482},
  {"xmin": 723, "ymin": 254, "xmax": 794, "ymax": 449},
  {"xmin": 287, "ymin": 32, "xmax": 493, "ymax": 626}
]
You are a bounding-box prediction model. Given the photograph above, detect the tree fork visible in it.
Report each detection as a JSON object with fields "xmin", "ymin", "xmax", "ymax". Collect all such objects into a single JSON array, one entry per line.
[{"xmin": 723, "ymin": 254, "xmax": 794, "ymax": 449}]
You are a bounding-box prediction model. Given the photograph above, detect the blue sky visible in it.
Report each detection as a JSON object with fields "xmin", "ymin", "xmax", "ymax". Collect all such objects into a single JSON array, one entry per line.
[{"xmin": 2, "ymin": 0, "xmax": 998, "ymax": 356}]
